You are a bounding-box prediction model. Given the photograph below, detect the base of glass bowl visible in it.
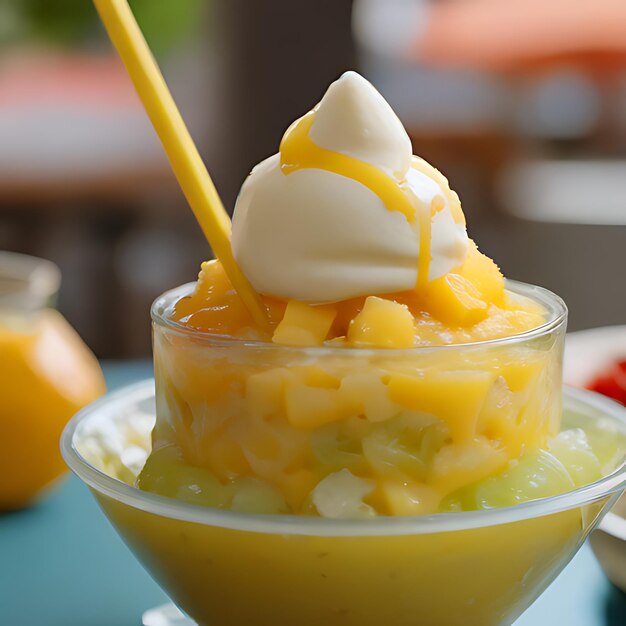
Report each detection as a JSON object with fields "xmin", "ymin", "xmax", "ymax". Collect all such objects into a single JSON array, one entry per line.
[{"xmin": 143, "ymin": 604, "xmax": 196, "ymax": 625}]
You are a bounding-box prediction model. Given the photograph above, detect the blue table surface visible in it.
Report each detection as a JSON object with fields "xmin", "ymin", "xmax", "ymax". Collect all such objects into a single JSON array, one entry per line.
[{"xmin": 1, "ymin": 361, "xmax": 625, "ymax": 626}]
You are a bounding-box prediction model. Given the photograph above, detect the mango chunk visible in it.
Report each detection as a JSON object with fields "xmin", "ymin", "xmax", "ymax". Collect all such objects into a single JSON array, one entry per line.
[
  {"xmin": 387, "ymin": 370, "xmax": 494, "ymax": 443},
  {"xmin": 498, "ymin": 359, "xmax": 543, "ymax": 393},
  {"xmin": 292, "ymin": 365, "xmax": 341, "ymax": 389},
  {"xmin": 430, "ymin": 437, "xmax": 508, "ymax": 493},
  {"xmin": 245, "ymin": 368, "xmax": 295, "ymax": 420},
  {"xmin": 347, "ymin": 296, "xmax": 415, "ymax": 348},
  {"xmin": 379, "ymin": 480, "xmax": 440, "ymax": 516},
  {"xmin": 174, "ymin": 260, "xmax": 254, "ymax": 333},
  {"xmin": 273, "ymin": 300, "xmax": 336, "ymax": 347},
  {"xmin": 205, "ymin": 431, "xmax": 251, "ymax": 479},
  {"xmin": 459, "ymin": 241, "xmax": 505, "ymax": 305},
  {"xmin": 285, "ymin": 383, "xmax": 350, "ymax": 430},
  {"xmin": 426, "ymin": 273, "xmax": 488, "ymax": 327},
  {"xmin": 425, "ymin": 240, "xmax": 505, "ymax": 329},
  {"xmin": 340, "ymin": 373, "xmax": 399, "ymax": 422}
]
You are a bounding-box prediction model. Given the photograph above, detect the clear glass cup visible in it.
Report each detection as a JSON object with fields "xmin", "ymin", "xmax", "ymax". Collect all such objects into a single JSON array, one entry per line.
[
  {"xmin": 149, "ymin": 281, "xmax": 567, "ymax": 517},
  {"xmin": 0, "ymin": 251, "xmax": 105, "ymax": 509},
  {"xmin": 62, "ymin": 380, "xmax": 626, "ymax": 626}
]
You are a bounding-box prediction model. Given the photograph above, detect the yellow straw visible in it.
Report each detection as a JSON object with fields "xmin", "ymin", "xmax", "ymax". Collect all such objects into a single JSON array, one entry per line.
[{"xmin": 93, "ymin": 0, "xmax": 270, "ymax": 330}]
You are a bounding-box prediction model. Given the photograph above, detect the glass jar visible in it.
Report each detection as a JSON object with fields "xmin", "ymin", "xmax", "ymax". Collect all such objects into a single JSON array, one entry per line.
[{"xmin": 0, "ymin": 251, "xmax": 106, "ymax": 509}]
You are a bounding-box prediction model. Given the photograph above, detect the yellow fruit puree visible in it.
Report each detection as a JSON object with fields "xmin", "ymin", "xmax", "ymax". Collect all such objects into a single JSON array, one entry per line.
[{"xmin": 95, "ymin": 491, "xmax": 605, "ymax": 626}]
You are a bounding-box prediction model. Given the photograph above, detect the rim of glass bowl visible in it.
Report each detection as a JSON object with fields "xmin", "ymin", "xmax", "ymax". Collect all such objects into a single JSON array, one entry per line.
[
  {"xmin": 61, "ymin": 380, "xmax": 626, "ymax": 537},
  {"xmin": 151, "ymin": 279, "xmax": 568, "ymax": 353}
]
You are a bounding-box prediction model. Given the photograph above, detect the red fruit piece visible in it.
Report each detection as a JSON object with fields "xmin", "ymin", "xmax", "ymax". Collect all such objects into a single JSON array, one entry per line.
[{"xmin": 587, "ymin": 359, "xmax": 626, "ymax": 406}]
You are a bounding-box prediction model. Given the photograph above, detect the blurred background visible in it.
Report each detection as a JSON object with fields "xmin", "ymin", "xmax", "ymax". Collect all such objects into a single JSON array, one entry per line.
[{"xmin": 1, "ymin": 0, "xmax": 625, "ymax": 359}]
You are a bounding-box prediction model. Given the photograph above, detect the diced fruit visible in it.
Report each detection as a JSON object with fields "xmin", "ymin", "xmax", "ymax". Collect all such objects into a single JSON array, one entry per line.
[
  {"xmin": 477, "ymin": 376, "xmax": 515, "ymax": 432},
  {"xmin": 587, "ymin": 359, "xmax": 626, "ymax": 406},
  {"xmin": 292, "ymin": 365, "xmax": 341, "ymax": 389},
  {"xmin": 362, "ymin": 417, "xmax": 448, "ymax": 482},
  {"xmin": 162, "ymin": 361, "xmax": 244, "ymax": 411},
  {"xmin": 363, "ymin": 430, "xmax": 424, "ymax": 481},
  {"xmin": 588, "ymin": 374, "xmax": 626, "ymax": 404},
  {"xmin": 347, "ymin": 296, "xmax": 415, "ymax": 348},
  {"xmin": 387, "ymin": 370, "xmax": 494, "ymax": 443},
  {"xmin": 273, "ymin": 300, "xmax": 336, "ymax": 346},
  {"xmin": 574, "ymin": 416, "xmax": 626, "ymax": 474},
  {"xmin": 477, "ymin": 373, "xmax": 553, "ymax": 457},
  {"xmin": 204, "ymin": 430, "xmax": 251, "ymax": 480},
  {"xmin": 497, "ymin": 358, "xmax": 543, "ymax": 393},
  {"xmin": 441, "ymin": 449, "xmax": 573, "ymax": 511},
  {"xmin": 548, "ymin": 429, "xmax": 602, "ymax": 488},
  {"xmin": 339, "ymin": 373, "xmax": 399, "ymax": 422},
  {"xmin": 430, "ymin": 437, "xmax": 508, "ymax": 493},
  {"xmin": 137, "ymin": 446, "xmax": 233, "ymax": 508},
  {"xmin": 311, "ymin": 469, "xmax": 375, "ymax": 519},
  {"xmin": 230, "ymin": 477, "xmax": 288, "ymax": 514},
  {"xmin": 285, "ymin": 383, "xmax": 350, "ymax": 430},
  {"xmin": 173, "ymin": 470, "xmax": 233, "ymax": 506},
  {"xmin": 173, "ymin": 260, "xmax": 254, "ymax": 333},
  {"xmin": 459, "ymin": 241, "xmax": 505, "ymax": 305},
  {"xmin": 149, "ymin": 258, "xmax": 611, "ymax": 519},
  {"xmin": 236, "ymin": 416, "xmax": 309, "ymax": 479},
  {"xmin": 177, "ymin": 261, "xmax": 547, "ymax": 347},
  {"xmin": 245, "ymin": 368, "xmax": 294, "ymax": 420},
  {"xmin": 379, "ymin": 480, "xmax": 440, "ymax": 516},
  {"xmin": 426, "ymin": 273, "xmax": 488, "ymax": 327},
  {"xmin": 310, "ymin": 421, "xmax": 369, "ymax": 472}
]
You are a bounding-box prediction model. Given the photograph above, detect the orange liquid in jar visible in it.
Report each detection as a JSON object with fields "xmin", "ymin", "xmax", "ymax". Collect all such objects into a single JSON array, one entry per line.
[{"xmin": 0, "ymin": 259, "xmax": 105, "ymax": 510}]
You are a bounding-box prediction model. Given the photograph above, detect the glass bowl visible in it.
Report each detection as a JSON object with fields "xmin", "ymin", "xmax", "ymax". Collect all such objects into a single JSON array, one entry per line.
[{"xmin": 62, "ymin": 381, "xmax": 626, "ymax": 626}]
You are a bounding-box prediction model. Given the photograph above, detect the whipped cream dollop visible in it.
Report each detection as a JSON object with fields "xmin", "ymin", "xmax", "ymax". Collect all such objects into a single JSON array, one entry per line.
[{"xmin": 232, "ymin": 71, "xmax": 469, "ymax": 303}]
